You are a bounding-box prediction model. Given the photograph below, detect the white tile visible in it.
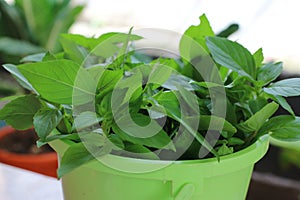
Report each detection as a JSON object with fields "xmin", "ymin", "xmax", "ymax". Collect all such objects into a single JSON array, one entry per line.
[{"xmin": 0, "ymin": 163, "xmax": 63, "ymax": 200}]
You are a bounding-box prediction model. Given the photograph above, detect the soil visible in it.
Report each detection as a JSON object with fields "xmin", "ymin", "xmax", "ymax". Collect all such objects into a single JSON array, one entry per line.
[{"xmin": 0, "ymin": 129, "xmax": 54, "ymax": 154}]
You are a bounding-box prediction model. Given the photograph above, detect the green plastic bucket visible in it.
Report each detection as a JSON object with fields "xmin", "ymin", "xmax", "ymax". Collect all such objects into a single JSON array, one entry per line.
[
  {"xmin": 270, "ymin": 137, "xmax": 300, "ymax": 152},
  {"xmin": 50, "ymin": 135, "xmax": 269, "ymax": 200}
]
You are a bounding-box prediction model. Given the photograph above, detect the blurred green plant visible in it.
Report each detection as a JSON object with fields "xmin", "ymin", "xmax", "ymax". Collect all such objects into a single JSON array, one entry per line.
[
  {"xmin": 279, "ymin": 148, "xmax": 300, "ymax": 170},
  {"xmin": 0, "ymin": 0, "xmax": 84, "ymax": 64}
]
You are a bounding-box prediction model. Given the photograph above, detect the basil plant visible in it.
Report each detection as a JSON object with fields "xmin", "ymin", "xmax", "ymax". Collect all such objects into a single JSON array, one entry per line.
[{"xmin": 1, "ymin": 15, "xmax": 300, "ymax": 178}]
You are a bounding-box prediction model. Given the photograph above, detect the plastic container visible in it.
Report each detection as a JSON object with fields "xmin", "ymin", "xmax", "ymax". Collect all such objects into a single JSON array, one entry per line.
[
  {"xmin": 51, "ymin": 135, "xmax": 269, "ymax": 200},
  {"xmin": 270, "ymin": 137, "xmax": 300, "ymax": 152}
]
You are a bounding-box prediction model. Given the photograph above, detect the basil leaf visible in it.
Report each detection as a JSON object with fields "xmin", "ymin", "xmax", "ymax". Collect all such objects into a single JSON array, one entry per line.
[
  {"xmin": 253, "ymin": 48, "xmax": 264, "ymax": 68},
  {"xmin": 260, "ymin": 116, "xmax": 300, "ymax": 141},
  {"xmin": 74, "ymin": 111, "xmax": 102, "ymax": 130},
  {"xmin": 217, "ymin": 144, "xmax": 233, "ymax": 156},
  {"xmin": 0, "ymin": 95, "xmax": 41, "ymax": 130},
  {"xmin": 57, "ymin": 143, "xmax": 95, "ymax": 178},
  {"xmin": 60, "ymin": 34, "xmax": 89, "ymax": 64},
  {"xmin": 18, "ymin": 60, "xmax": 96, "ymax": 105},
  {"xmin": 270, "ymin": 95, "xmax": 295, "ymax": 116},
  {"xmin": 264, "ymin": 78, "xmax": 300, "ymax": 97},
  {"xmin": 3, "ymin": 64, "xmax": 35, "ymax": 91},
  {"xmin": 199, "ymin": 115, "xmax": 237, "ymax": 133},
  {"xmin": 123, "ymin": 144, "xmax": 159, "ymax": 160},
  {"xmin": 112, "ymin": 113, "xmax": 175, "ymax": 151},
  {"xmin": 206, "ymin": 36, "xmax": 256, "ymax": 80},
  {"xmin": 37, "ymin": 133, "xmax": 80, "ymax": 148},
  {"xmin": 228, "ymin": 137, "xmax": 244, "ymax": 145},
  {"xmin": 0, "ymin": 37, "xmax": 44, "ymax": 56},
  {"xmin": 33, "ymin": 108, "xmax": 63, "ymax": 140},
  {"xmin": 257, "ymin": 62, "xmax": 282, "ymax": 86},
  {"xmin": 238, "ymin": 102, "xmax": 279, "ymax": 132},
  {"xmin": 179, "ymin": 14, "xmax": 214, "ymax": 60},
  {"xmin": 20, "ymin": 53, "xmax": 46, "ymax": 63},
  {"xmin": 96, "ymin": 69, "xmax": 123, "ymax": 97}
]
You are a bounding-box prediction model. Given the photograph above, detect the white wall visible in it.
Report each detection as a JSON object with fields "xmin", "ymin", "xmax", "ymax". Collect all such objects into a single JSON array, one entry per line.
[{"xmin": 14, "ymin": 0, "xmax": 298, "ymax": 73}]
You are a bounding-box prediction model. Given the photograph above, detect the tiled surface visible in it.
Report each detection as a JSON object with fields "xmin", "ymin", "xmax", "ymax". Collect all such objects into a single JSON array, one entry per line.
[{"xmin": 0, "ymin": 163, "xmax": 63, "ymax": 200}]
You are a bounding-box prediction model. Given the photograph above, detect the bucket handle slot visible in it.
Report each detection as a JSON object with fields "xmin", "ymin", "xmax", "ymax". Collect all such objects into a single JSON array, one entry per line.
[{"xmin": 174, "ymin": 183, "xmax": 195, "ymax": 200}]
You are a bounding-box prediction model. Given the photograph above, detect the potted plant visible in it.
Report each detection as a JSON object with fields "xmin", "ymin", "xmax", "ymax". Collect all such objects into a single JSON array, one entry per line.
[
  {"xmin": 0, "ymin": 0, "xmax": 84, "ymax": 177},
  {"xmin": 1, "ymin": 14, "xmax": 300, "ymax": 200},
  {"xmin": 0, "ymin": 126, "xmax": 58, "ymax": 177},
  {"xmin": 0, "ymin": 0, "xmax": 84, "ymax": 64}
]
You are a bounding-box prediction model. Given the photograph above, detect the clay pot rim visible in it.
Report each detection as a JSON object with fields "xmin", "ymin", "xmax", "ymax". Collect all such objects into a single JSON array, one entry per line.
[{"xmin": 0, "ymin": 126, "xmax": 57, "ymax": 160}]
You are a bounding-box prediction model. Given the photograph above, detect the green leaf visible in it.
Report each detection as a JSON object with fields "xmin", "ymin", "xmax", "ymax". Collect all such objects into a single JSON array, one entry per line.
[
  {"xmin": 33, "ymin": 108, "xmax": 63, "ymax": 140},
  {"xmin": 259, "ymin": 115, "xmax": 293, "ymax": 136},
  {"xmin": 74, "ymin": 111, "xmax": 102, "ymax": 130},
  {"xmin": 147, "ymin": 64, "xmax": 173, "ymax": 87},
  {"xmin": 112, "ymin": 27, "xmax": 134, "ymax": 69},
  {"xmin": 150, "ymin": 58, "xmax": 181, "ymax": 72},
  {"xmin": 57, "ymin": 114, "xmax": 73, "ymax": 134},
  {"xmin": 60, "ymin": 35, "xmax": 89, "ymax": 64},
  {"xmin": 123, "ymin": 144, "xmax": 159, "ymax": 160},
  {"xmin": 18, "ymin": 60, "xmax": 96, "ymax": 104},
  {"xmin": 217, "ymin": 144, "xmax": 233, "ymax": 156},
  {"xmin": 154, "ymin": 91, "xmax": 213, "ymax": 132},
  {"xmin": 0, "ymin": 0, "xmax": 28, "ymax": 39},
  {"xmin": 162, "ymin": 73, "xmax": 195, "ymax": 91},
  {"xmin": 224, "ymin": 100, "xmax": 237, "ymax": 124},
  {"xmin": 3, "ymin": 64, "xmax": 34, "ymax": 91},
  {"xmin": 192, "ymin": 81, "xmax": 223, "ymax": 89},
  {"xmin": 263, "ymin": 78, "xmax": 300, "ymax": 97},
  {"xmin": 45, "ymin": 5, "xmax": 84, "ymax": 52},
  {"xmin": 179, "ymin": 14, "xmax": 214, "ymax": 60},
  {"xmin": 253, "ymin": 48, "xmax": 264, "ymax": 67},
  {"xmin": 108, "ymin": 134, "xmax": 125, "ymax": 150},
  {"xmin": 206, "ymin": 36, "xmax": 256, "ymax": 79},
  {"xmin": 16, "ymin": 0, "xmax": 53, "ymax": 46},
  {"xmin": 261, "ymin": 116, "xmax": 300, "ymax": 141},
  {"xmin": 249, "ymin": 97, "xmax": 268, "ymax": 114},
  {"xmin": 156, "ymin": 98, "xmax": 218, "ymax": 157},
  {"xmin": 0, "ymin": 95, "xmax": 25, "ymax": 103},
  {"xmin": 96, "ymin": 69, "xmax": 124, "ymax": 97},
  {"xmin": 228, "ymin": 137, "xmax": 244, "ymax": 145},
  {"xmin": 42, "ymin": 52, "xmax": 58, "ymax": 61},
  {"xmin": 270, "ymin": 95, "xmax": 294, "ymax": 116},
  {"xmin": 91, "ymin": 32, "xmax": 142, "ymax": 59},
  {"xmin": 238, "ymin": 102, "xmax": 279, "ymax": 132},
  {"xmin": 147, "ymin": 104, "xmax": 166, "ymax": 119},
  {"xmin": 57, "ymin": 143, "xmax": 95, "ymax": 178},
  {"xmin": 0, "ymin": 95, "xmax": 41, "ymax": 130},
  {"xmin": 60, "ymin": 34, "xmax": 100, "ymax": 50},
  {"xmin": 154, "ymin": 91, "xmax": 181, "ymax": 119},
  {"xmin": 110, "ymin": 69, "xmax": 142, "ymax": 108},
  {"xmin": 217, "ymin": 23, "xmax": 239, "ymax": 38},
  {"xmin": 0, "ymin": 37, "xmax": 44, "ymax": 56},
  {"xmin": 112, "ymin": 113, "xmax": 175, "ymax": 151},
  {"xmin": 20, "ymin": 53, "xmax": 46, "ymax": 63},
  {"xmin": 175, "ymin": 84, "xmax": 199, "ymax": 116},
  {"xmin": 37, "ymin": 133, "xmax": 80, "ymax": 148},
  {"xmin": 257, "ymin": 62, "xmax": 282, "ymax": 86},
  {"xmin": 199, "ymin": 115, "xmax": 237, "ymax": 133},
  {"xmin": 62, "ymin": 32, "xmax": 142, "ymax": 53},
  {"xmin": 79, "ymin": 132, "xmax": 106, "ymax": 146}
]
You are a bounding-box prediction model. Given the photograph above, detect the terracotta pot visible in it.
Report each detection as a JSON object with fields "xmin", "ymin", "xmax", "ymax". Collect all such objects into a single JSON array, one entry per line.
[{"xmin": 0, "ymin": 126, "xmax": 58, "ymax": 178}]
